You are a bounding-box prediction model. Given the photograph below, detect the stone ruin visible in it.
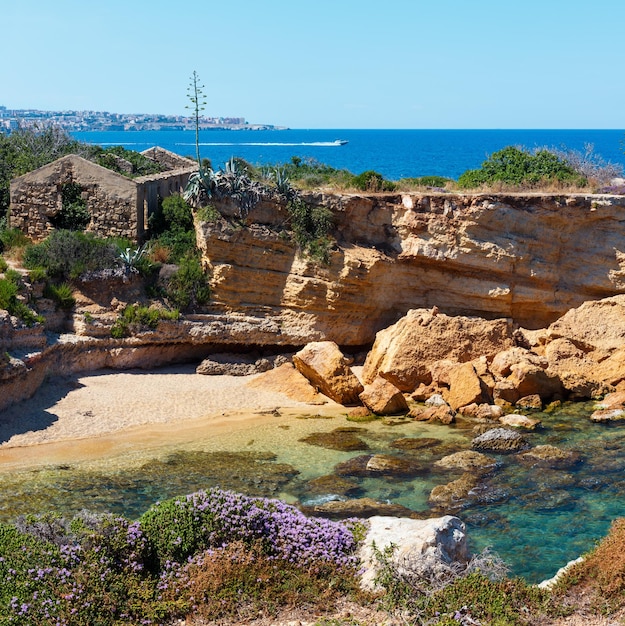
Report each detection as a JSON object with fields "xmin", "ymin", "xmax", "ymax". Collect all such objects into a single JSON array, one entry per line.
[{"xmin": 9, "ymin": 147, "xmax": 197, "ymax": 243}]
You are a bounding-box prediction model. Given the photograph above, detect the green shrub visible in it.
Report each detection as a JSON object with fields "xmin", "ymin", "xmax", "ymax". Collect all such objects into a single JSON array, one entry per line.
[
  {"xmin": 0, "ymin": 277, "xmax": 42, "ymax": 326},
  {"xmin": 110, "ymin": 304, "xmax": 179, "ymax": 338},
  {"xmin": 4, "ymin": 268, "xmax": 22, "ymax": 284},
  {"xmin": 352, "ymin": 170, "xmax": 396, "ymax": 192},
  {"xmin": 95, "ymin": 145, "xmax": 166, "ymax": 178},
  {"xmin": 163, "ymin": 255, "xmax": 210, "ymax": 311},
  {"xmin": 195, "ymin": 204, "xmax": 221, "ymax": 223},
  {"xmin": 457, "ymin": 146, "xmax": 588, "ymax": 189},
  {"xmin": 23, "ymin": 229, "xmax": 119, "ymax": 280},
  {"xmin": 0, "ymin": 257, "xmax": 7, "ymax": 273},
  {"xmin": 287, "ymin": 197, "xmax": 334, "ymax": 263},
  {"xmin": 27, "ymin": 266, "xmax": 47, "ymax": 282},
  {"xmin": 0, "ymin": 227, "xmax": 30, "ymax": 251},
  {"xmin": 44, "ymin": 282, "xmax": 75, "ymax": 310}
]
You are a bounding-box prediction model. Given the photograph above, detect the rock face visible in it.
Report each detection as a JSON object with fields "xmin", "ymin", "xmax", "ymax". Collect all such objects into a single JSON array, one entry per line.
[
  {"xmin": 197, "ymin": 192, "xmax": 625, "ymax": 345},
  {"xmin": 358, "ymin": 515, "xmax": 469, "ymax": 591},
  {"xmin": 362, "ymin": 309, "xmax": 514, "ymax": 391},
  {"xmin": 292, "ymin": 341, "xmax": 364, "ymax": 405}
]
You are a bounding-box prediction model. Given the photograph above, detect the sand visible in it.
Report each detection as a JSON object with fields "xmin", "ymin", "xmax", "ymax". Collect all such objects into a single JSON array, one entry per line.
[{"xmin": 0, "ymin": 364, "xmax": 343, "ymax": 471}]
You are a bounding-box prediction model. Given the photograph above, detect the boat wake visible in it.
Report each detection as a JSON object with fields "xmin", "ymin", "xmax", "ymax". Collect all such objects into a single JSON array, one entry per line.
[{"xmin": 175, "ymin": 141, "xmax": 348, "ymax": 147}]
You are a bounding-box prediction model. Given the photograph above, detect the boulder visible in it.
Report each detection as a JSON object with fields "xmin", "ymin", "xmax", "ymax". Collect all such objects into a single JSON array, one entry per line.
[
  {"xmin": 434, "ymin": 450, "xmax": 499, "ymax": 473},
  {"xmin": 358, "ymin": 515, "xmax": 469, "ymax": 590},
  {"xmin": 363, "ymin": 309, "xmax": 515, "ymax": 391},
  {"xmin": 446, "ymin": 362, "xmax": 490, "ymax": 410},
  {"xmin": 506, "ymin": 361, "xmax": 562, "ymax": 401},
  {"xmin": 409, "ymin": 404, "xmax": 456, "ymax": 425},
  {"xmin": 293, "ymin": 341, "xmax": 364, "ymax": 405},
  {"xmin": 428, "ymin": 473, "xmax": 481, "ymax": 512},
  {"xmin": 247, "ymin": 362, "xmax": 327, "ymax": 404},
  {"xmin": 359, "ymin": 376, "xmax": 408, "ymax": 415},
  {"xmin": 515, "ymin": 394, "xmax": 543, "ymax": 410},
  {"xmin": 458, "ymin": 403, "xmax": 503, "ymax": 420},
  {"xmin": 490, "ymin": 347, "xmax": 548, "ymax": 378},
  {"xmin": 471, "ymin": 428, "xmax": 530, "ymax": 453},
  {"xmin": 365, "ymin": 454, "xmax": 426, "ymax": 477},
  {"xmin": 518, "ymin": 445, "xmax": 581, "ymax": 469},
  {"xmin": 590, "ymin": 408, "xmax": 625, "ymax": 423},
  {"xmin": 499, "ymin": 413, "xmax": 542, "ymax": 430},
  {"xmin": 546, "ymin": 295, "xmax": 625, "ymax": 352}
]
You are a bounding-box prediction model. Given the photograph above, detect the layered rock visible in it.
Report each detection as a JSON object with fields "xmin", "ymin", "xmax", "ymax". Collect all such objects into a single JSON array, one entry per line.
[{"xmin": 197, "ymin": 192, "xmax": 625, "ymax": 344}]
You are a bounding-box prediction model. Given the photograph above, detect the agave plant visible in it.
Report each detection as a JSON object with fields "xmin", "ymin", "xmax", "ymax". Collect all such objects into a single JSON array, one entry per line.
[{"xmin": 117, "ymin": 243, "xmax": 150, "ymax": 274}]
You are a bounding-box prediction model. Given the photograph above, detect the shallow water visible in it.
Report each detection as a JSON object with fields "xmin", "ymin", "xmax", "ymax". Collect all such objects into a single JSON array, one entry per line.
[{"xmin": 0, "ymin": 401, "xmax": 623, "ymax": 583}]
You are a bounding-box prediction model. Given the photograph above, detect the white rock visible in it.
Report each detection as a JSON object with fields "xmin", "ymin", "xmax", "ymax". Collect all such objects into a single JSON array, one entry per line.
[{"xmin": 358, "ymin": 515, "xmax": 469, "ymax": 590}]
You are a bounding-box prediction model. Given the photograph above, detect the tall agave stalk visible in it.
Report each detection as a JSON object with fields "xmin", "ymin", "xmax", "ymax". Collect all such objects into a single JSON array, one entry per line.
[{"xmin": 186, "ymin": 70, "xmax": 206, "ymax": 169}]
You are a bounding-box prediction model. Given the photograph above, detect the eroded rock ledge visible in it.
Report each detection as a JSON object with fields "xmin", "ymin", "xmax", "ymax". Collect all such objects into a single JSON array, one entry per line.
[{"xmin": 198, "ymin": 192, "xmax": 625, "ymax": 341}]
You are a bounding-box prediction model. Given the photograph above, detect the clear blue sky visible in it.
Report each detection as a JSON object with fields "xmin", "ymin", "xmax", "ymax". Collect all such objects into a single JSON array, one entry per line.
[{"xmin": 2, "ymin": 0, "xmax": 623, "ymax": 129}]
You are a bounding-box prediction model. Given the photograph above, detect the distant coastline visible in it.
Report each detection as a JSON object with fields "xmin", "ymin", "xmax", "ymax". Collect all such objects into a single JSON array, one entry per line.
[{"xmin": 0, "ymin": 105, "xmax": 285, "ymax": 133}]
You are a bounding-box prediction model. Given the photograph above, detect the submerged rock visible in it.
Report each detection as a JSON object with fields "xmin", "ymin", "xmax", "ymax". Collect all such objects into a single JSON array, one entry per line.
[
  {"xmin": 390, "ymin": 437, "xmax": 444, "ymax": 451},
  {"xmin": 428, "ymin": 473, "xmax": 480, "ymax": 512},
  {"xmin": 304, "ymin": 474, "xmax": 361, "ymax": 497},
  {"xmin": 499, "ymin": 413, "xmax": 542, "ymax": 430},
  {"xmin": 304, "ymin": 497, "xmax": 418, "ymax": 519},
  {"xmin": 434, "ymin": 450, "xmax": 500, "ymax": 473},
  {"xmin": 518, "ymin": 445, "xmax": 581, "ymax": 469},
  {"xmin": 471, "ymin": 428, "xmax": 530, "ymax": 453},
  {"xmin": 365, "ymin": 454, "xmax": 427, "ymax": 477},
  {"xmin": 299, "ymin": 427, "xmax": 370, "ymax": 451}
]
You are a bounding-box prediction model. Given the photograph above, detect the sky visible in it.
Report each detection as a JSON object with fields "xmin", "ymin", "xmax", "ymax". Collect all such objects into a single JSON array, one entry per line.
[{"xmin": 1, "ymin": 0, "xmax": 623, "ymax": 129}]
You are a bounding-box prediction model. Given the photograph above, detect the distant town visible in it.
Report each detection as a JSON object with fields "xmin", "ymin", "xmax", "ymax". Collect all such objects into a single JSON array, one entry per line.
[{"xmin": 0, "ymin": 106, "xmax": 283, "ymax": 133}]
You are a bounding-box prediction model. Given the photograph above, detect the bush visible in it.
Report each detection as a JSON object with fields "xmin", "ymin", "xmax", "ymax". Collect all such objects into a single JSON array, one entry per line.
[
  {"xmin": 0, "ymin": 277, "xmax": 42, "ymax": 326},
  {"xmin": 95, "ymin": 145, "xmax": 166, "ymax": 178},
  {"xmin": 140, "ymin": 488, "xmax": 358, "ymax": 572},
  {"xmin": 23, "ymin": 230, "xmax": 119, "ymax": 280},
  {"xmin": 457, "ymin": 146, "xmax": 588, "ymax": 189},
  {"xmin": 162, "ymin": 255, "xmax": 210, "ymax": 311},
  {"xmin": 0, "ymin": 227, "xmax": 30, "ymax": 251},
  {"xmin": 110, "ymin": 304, "xmax": 179, "ymax": 338},
  {"xmin": 287, "ymin": 197, "xmax": 334, "ymax": 263},
  {"xmin": 44, "ymin": 282, "xmax": 75, "ymax": 310},
  {"xmin": 352, "ymin": 170, "xmax": 396, "ymax": 192}
]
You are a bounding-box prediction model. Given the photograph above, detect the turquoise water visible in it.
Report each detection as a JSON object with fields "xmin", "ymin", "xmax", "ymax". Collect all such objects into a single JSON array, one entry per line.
[
  {"xmin": 71, "ymin": 128, "xmax": 625, "ymax": 181},
  {"xmin": 1, "ymin": 400, "xmax": 623, "ymax": 584}
]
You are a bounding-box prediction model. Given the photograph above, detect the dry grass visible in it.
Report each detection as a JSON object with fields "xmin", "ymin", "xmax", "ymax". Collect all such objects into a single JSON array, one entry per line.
[{"xmin": 550, "ymin": 518, "xmax": 625, "ymax": 621}]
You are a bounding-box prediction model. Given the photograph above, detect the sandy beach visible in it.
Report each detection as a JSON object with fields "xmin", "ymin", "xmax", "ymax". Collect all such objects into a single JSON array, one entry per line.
[{"xmin": 0, "ymin": 364, "xmax": 343, "ymax": 471}]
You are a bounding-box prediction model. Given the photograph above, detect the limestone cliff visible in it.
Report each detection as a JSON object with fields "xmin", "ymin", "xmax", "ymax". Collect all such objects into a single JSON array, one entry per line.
[{"xmin": 197, "ymin": 192, "xmax": 625, "ymax": 343}]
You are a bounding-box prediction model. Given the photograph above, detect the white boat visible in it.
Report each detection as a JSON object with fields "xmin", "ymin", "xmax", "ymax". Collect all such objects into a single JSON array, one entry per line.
[{"xmin": 333, "ymin": 139, "xmax": 348, "ymax": 146}]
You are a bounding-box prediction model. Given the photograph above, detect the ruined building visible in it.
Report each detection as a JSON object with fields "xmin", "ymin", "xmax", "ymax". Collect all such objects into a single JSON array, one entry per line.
[{"xmin": 9, "ymin": 147, "xmax": 197, "ymax": 242}]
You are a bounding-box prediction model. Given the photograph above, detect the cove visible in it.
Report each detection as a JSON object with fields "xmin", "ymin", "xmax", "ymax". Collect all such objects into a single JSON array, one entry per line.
[{"xmin": 0, "ymin": 378, "xmax": 623, "ymax": 585}]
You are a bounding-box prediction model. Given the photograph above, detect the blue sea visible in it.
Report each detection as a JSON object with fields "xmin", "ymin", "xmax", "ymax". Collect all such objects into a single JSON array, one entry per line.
[{"xmin": 72, "ymin": 128, "xmax": 625, "ymax": 181}]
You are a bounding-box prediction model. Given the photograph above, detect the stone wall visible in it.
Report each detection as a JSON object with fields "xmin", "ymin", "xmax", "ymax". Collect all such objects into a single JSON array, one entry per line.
[{"xmin": 9, "ymin": 152, "xmax": 196, "ymax": 242}]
